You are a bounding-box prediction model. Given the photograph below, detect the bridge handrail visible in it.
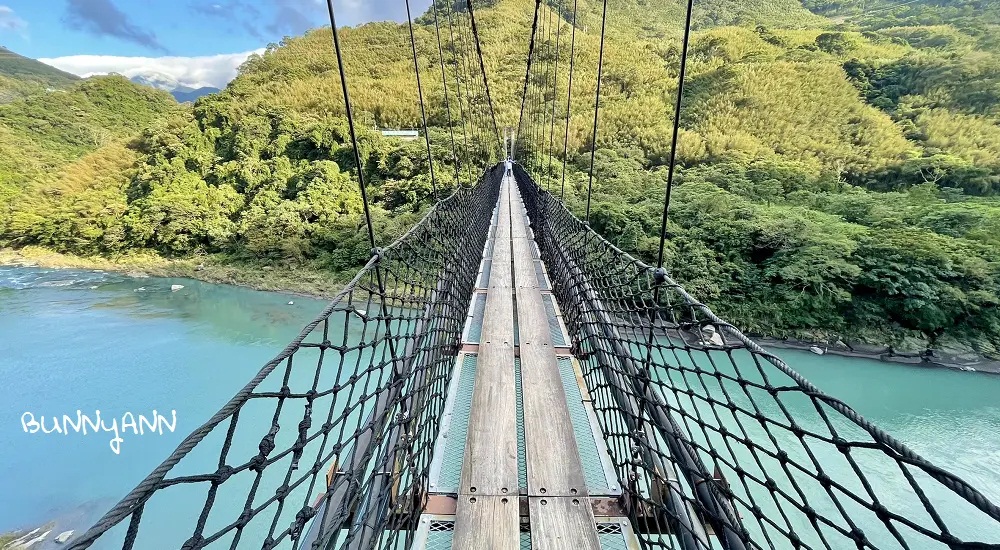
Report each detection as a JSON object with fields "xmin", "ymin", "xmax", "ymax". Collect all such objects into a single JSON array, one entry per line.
[
  {"xmin": 68, "ymin": 166, "xmax": 504, "ymax": 550},
  {"xmin": 513, "ymin": 162, "xmax": 1000, "ymax": 549}
]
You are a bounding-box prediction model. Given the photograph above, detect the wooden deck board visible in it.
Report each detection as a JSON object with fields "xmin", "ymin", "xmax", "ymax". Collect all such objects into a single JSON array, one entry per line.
[
  {"xmin": 529, "ymin": 497, "xmax": 601, "ymax": 550},
  {"xmin": 511, "ymin": 185, "xmax": 589, "ymax": 498},
  {"xmin": 453, "ymin": 495, "xmax": 520, "ymax": 550},
  {"xmin": 458, "ymin": 175, "xmax": 518, "ymax": 498}
]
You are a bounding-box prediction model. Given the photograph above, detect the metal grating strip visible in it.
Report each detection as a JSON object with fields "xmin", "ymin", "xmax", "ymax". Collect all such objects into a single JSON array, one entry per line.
[
  {"xmin": 557, "ymin": 357, "xmax": 617, "ymax": 495},
  {"xmin": 479, "ymin": 259, "xmax": 492, "ymax": 288},
  {"xmin": 534, "ymin": 260, "xmax": 549, "ymax": 291},
  {"xmin": 543, "ymin": 294, "xmax": 567, "ymax": 346},
  {"xmin": 435, "ymin": 354, "xmax": 477, "ymax": 493},
  {"xmin": 483, "ymin": 238, "xmax": 495, "ymax": 260},
  {"xmin": 465, "ymin": 293, "xmax": 487, "ymax": 344},
  {"xmin": 514, "ymin": 357, "xmax": 527, "ymax": 490}
]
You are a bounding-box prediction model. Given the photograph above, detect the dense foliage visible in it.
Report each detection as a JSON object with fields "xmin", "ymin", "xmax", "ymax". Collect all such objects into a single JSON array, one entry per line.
[
  {"xmin": 0, "ymin": 46, "xmax": 79, "ymax": 103},
  {"xmin": 0, "ymin": 0, "xmax": 997, "ymax": 354}
]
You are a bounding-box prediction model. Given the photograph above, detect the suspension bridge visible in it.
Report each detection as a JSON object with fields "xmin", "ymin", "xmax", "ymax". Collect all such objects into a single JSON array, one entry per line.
[{"xmin": 64, "ymin": 0, "xmax": 1000, "ymax": 549}]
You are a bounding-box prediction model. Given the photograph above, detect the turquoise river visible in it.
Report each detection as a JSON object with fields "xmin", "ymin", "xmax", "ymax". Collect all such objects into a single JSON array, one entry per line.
[{"xmin": 1, "ymin": 266, "xmax": 998, "ymax": 548}]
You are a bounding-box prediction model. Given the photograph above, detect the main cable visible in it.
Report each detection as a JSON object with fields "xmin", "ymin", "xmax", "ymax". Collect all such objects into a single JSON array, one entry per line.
[{"xmin": 516, "ymin": 0, "xmax": 544, "ymax": 164}]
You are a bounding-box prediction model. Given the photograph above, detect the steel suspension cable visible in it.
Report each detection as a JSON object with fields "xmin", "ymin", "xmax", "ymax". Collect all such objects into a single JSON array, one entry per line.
[
  {"xmin": 462, "ymin": 2, "xmax": 491, "ymax": 169},
  {"xmin": 466, "ymin": 0, "xmax": 503, "ymax": 158},
  {"xmin": 535, "ymin": 3, "xmax": 549, "ymax": 175},
  {"xmin": 540, "ymin": 3, "xmax": 553, "ymax": 187},
  {"xmin": 405, "ymin": 0, "xmax": 439, "ymax": 198},
  {"xmin": 559, "ymin": 0, "xmax": 578, "ymax": 200},
  {"xmin": 444, "ymin": 4, "xmax": 474, "ymax": 186},
  {"xmin": 430, "ymin": 0, "xmax": 460, "ymax": 186},
  {"xmin": 634, "ymin": 1, "xmax": 753, "ymax": 547},
  {"xmin": 325, "ymin": 0, "xmax": 376, "ymax": 251},
  {"xmin": 584, "ymin": 0, "xmax": 608, "ymax": 224},
  {"xmin": 454, "ymin": 8, "xmax": 484, "ymax": 172},
  {"xmin": 461, "ymin": 6, "xmax": 490, "ymax": 171},
  {"xmin": 516, "ymin": 0, "xmax": 543, "ymax": 164},
  {"xmin": 654, "ymin": 0, "xmax": 694, "ymax": 269},
  {"xmin": 547, "ymin": 0, "xmax": 563, "ymax": 192}
]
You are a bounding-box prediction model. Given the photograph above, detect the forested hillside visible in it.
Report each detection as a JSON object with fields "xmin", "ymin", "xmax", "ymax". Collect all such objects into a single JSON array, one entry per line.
[
  {"xmin": 0, "ymin": 0, "xmax": 997, "ymax": 355},
  {"xmin": 0, "ymin": 46, "xmax": 79, "ymax": 103}
]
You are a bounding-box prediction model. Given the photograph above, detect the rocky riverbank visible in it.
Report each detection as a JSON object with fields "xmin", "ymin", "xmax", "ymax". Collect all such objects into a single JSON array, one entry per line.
[
  {"xmin": 755, "ymin": 336, "xmax": 1000, "ymax": 375},
  {"xmin": 6, "ymin": 247, "xmax": 998, "ymax": 376},
  {"xmin": 0, "ymin": 246, "xmax": 347, "ymax": 300}
]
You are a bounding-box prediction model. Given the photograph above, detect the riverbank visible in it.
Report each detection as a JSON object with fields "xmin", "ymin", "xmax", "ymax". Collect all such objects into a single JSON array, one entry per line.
[
  {"xmin": 0, "ymin": 246, "xmax": 347, "ymax": 301},
  {"xmin": 5, "ymin": 246, "xmax": 998, "ymax": 376},
  {"xmin": 756, "ymin": 337, "xmax": 1000, "ymax": 375}
]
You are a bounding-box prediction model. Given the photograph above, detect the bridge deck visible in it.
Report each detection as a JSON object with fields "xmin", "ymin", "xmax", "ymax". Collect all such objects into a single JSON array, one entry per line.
[{"xmin": 423, "ymin": 175, "xmax": 632, "ymax": 549}]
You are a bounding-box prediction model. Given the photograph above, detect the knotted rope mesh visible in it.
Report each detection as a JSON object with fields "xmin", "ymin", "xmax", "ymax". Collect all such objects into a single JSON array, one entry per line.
[
  {"xmin": 513, "ymin": 164, "xmax": 1000, "ymax": 550},
  {"xmin": 68, "ymin": 165, "xmax": 503, "ymax": 550}
]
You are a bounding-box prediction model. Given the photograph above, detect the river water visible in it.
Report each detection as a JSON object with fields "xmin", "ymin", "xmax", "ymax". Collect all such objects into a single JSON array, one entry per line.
[{"xmin": 1, "ymin": 266, "xmax": 998, "ymax": 548}]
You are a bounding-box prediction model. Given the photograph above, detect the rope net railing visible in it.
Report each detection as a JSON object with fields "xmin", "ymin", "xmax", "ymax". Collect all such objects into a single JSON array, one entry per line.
[
  {"xmin": 513, "ymin": 164, "xmax": 1000, "ymax": 550},
  {"xmin": 68, "ymin": 165, "xmax": 503, "ymax": 550}
]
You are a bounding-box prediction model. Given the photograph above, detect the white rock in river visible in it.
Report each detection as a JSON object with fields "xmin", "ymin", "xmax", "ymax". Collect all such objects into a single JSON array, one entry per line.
[
  {"xmin": 288, "ymin": 301, "xmax": 294, "ymax": 305},
  {"xmin": 55, "ymin": 530, "xmax": 75, "ymax": 543},
  {"xmin": 20, "ymin": 529, "xmax": 51, "ymax": 547},
  {"xmin": 171, "ymin": 284, "xmax": 184, "ymax": 291}
]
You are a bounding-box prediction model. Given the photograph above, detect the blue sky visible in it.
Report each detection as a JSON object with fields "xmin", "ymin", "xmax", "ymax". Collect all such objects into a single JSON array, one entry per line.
[{"xmin": 0, "ymin": 0, "xmax": 432, "ymax": 88}]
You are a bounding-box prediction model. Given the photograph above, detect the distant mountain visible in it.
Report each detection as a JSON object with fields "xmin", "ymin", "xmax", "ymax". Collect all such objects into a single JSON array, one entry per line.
[
  {"xmin": 129, "ymin": 73, "xmax": 220, "ymax": 103},
  {"xmin": 170, "ymin": 86, "xmax": 220, "ymax": 103},
  {"xmin": 0, "ymin": 46, "xmax": 79, "ymax": 87}
]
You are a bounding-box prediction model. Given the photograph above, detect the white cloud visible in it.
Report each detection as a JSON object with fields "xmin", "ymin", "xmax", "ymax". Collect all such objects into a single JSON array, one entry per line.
[
  {"xmin": 39, "ymin": 49, "xmax": 265, "ymax": 90},
  {"xmin": 0, "ymin": 5, "xmax": 28, "ymax": 36}
]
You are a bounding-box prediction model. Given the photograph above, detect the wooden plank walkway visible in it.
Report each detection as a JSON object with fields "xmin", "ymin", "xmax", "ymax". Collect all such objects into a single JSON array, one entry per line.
[
  {"xmin": 454, "ymin": 175, "xmax": 520, "ymax": 548},
  {"xmin": 454, "ymin": 174, "xmax": 600, "ymax": 549},
  {"xmin": 510, "ymin": 179, "xmax": 601, "ymax": 550}
]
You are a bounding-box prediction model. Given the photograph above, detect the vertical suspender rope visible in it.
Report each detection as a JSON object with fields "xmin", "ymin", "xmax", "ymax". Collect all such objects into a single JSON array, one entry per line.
[
  {"xmin": 467, "ymin": 0, "xmax": 503, "ymax": 160},
  {"xmin": 584, "ymin": 0, "xmax": 608, "ymax": 224},
  {"xmin": 453, "ymin": 8, "xmax": 482, "ymax": 173},
  {"xmin": 547, "ymin": 0, "xmax": 563, "ymax": 193},
  {"xmin": 536, "ymin": 4, "xmax": 549, "ymax": 176},
  {"xmin": 654, "ymin": 0, "xmax": 693, "ymax": 270},
  {"xmin": 461, "ymin": 7, "xmax": 489, "ymax": 172},
  {"xmin": 516, "ymin": 0, "xmax": 543, "ymax": 165},
  {"xmin": 635, "ymin": 1, "xmax": 751, "ymax": 548},
  {"xmin": 430, "ymin": 0, "xmax": 461, "ymax": 186},
  {"xmin": 405, "ymin": 0, "xmax": 439, "ymax": 198},
  {"xmin": 461, "ymin": 5, "xmax": 487, "ymax": 171},
  {"xmin": 325, "ymin": 0, "xmax": 376, "ymax": 252},
  {"xmin": 541, "ymin": 3, "xmax": 553, "ymax": 188},
  {"xmin": 560, "ymin": 0, "xmax": 578, "ymax": 200},
  {"xmin": 444, "ymin": 4, "xmax": 474, "ymax": 186}
]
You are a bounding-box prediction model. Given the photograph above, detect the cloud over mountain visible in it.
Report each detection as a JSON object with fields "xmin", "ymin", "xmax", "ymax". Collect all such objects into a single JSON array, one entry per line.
[{"xmin": 39, "ymin": 49, "xmax": 264, "ymax": 90}]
